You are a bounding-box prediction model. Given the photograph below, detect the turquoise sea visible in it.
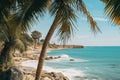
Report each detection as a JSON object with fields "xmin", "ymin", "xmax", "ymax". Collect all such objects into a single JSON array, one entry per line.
[
  {"xmin": 45, "ymin": 46, "xmax": 120, "ymax": 80},
  {"xmin": 21, "ymin": 46, "xmax": 120, "ymax": 80}
]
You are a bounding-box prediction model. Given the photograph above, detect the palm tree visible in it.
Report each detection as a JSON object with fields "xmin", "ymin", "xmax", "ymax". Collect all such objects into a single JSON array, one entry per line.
[
  {"xmin": 0, "ymin": 27, "xmax": 32, "ymax": 71},
  {"xmin": 0, "ymin": 0, "xmax": 100, "ymax": 80},
  {"xmin": 35, "ymin": 0, "xmax": 100, "ymax": 80},
  {"xmin": 101, "ymin": 0, "xmax": 120, "ymax": 25},
  {"xmin": 20, "ymin": 33, "xmax": 33, "ymax": 46},
  {"xmin": 0, "ymin": 0, "xmax": 49, "ymax": 72},
  {"xmin": 31, "ymin": 30, "xmax": 42, "ymax": 49}
]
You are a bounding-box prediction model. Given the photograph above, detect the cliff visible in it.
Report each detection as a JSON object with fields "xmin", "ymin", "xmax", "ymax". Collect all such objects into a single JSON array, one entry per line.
[{"xmin": 48, "ymin": 44, "xmax": 84, "ymax": 49}]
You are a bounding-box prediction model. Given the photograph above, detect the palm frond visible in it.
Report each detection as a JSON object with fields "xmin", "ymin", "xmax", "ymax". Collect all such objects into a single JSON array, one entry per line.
[
  {"xmin": 101, "ymin": 0, "xmax": 109, "ymax": 3},
  {"xmin": 103, "ymin": 0, "xmax": 120, "ymax": 25},
  {"xmin": 0, "ymin": 33, "xmax": 7, "ymax": 41},
  {"xmin": 0, "ymin": 16, "xmax": 12, "ymax": 41},
  {"xmin": 50, "ymin": 0, "xmax": 77, "ymax": 43},
  {"xmin": 20, "ymin": 33, "xmax": 33, "ymax": 45},
  {"xmin": 13, "ymin": 39, "xmax": 26, "ymax": 53},
  {"xmin": 75, "ymin": 0, "xmax": 101, "ymax": 33},
  {"xmin": 0, "ymin": 31, "xmax": 10, "ymax": 42},
  {"xmin": 31, "ymin": 30, "xmax": 42, "ymax": 39},
  {"xmin": 9, "ymin": 0, "xmax": 49, "ymax": 32},
  {"xmin": 57, "ymin": 21, "xmax": 74, "ymax": 44},
  {"xmin": 0, "ymin": 0, "xmax": 11, "ymax": 17}
]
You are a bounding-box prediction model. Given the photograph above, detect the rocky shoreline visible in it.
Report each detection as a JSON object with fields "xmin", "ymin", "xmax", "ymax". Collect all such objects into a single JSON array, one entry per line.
[
  {"xmin": 13, "ymin": 45, "xmax": 83, "ymax": 80},
  {"xmin": 13, "ymin": 48, "xmax": 69, "ymax": 80}
]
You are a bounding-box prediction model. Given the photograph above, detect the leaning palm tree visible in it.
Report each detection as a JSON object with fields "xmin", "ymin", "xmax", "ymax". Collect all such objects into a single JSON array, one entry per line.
[
  {"xmin": 101, "ymin": 0, "xmax": 120, "ymax": 25},
  {"xmin": 31, "ymin": 30, "xmax": 42, "ymax": 49},
  {"xmin": 35, "ymin": 0, "xmax": 100, "ymax": 80},
  {"xmin": 0, "ymin": 0, "xmax": 100, "ymax": 80}
]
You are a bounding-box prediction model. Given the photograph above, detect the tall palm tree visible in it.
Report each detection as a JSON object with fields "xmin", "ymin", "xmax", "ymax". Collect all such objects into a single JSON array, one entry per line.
[
  {"xmin": 31, "ymin": 30, "xmax": 42, "ymax": 49},
  {"xmin": 0, "ymin": 0, "xmax": 49, "ymax": 72},
  {"xmin": 0, "ymin": 0, "xmax": 100, "ymax": 80},
  {"xmin": 35, "ymin": 0, "xmax": 100, "ymax": 80},
  {"xmin": 101, "ymin": 0, "xmax": 120, "ymax": 25},
  {"xmin": 0, "ymin": 26, "xmax": 32, "ymax": 71}
]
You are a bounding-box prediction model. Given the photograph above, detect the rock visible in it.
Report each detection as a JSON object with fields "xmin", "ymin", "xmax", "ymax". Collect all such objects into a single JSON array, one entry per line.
[
  {"xmin": 58, "ymin": 56, "xmax": 61, "ymax": 58},
  {"xmin": 50, "ymin": 56, "xmax": 53, "ymax": 59},
  {"xmin": 74, "ymin": 76, "xmax": 82, "ymax": 78},
  {"xmin": 41, "ymin": 73, "xmax": 54, "ymax": 80},
  {"xmin": 41, "ymin": 72, "xmax": 69, "ymax": 80},
  {"xmin": 45, "ymin": 57, "xmax": 50, "ymax": 60},
  {"xmin": 42, "ymin": 77, "xmax": 52, "ymax": 80},
  {"xmin": 24, "ymin": 75, "xmax": 34, "ymax": 80},
  {"xmin": 51, "ymin": 72, "xmax": 59, "ymax": 79},
  {"xmin": 20, "ymin": 66, "xmax": 36, "ymax": 76},
  {"xmin": 45, "ymin": 56, "xmax": 61, "ymax": 60},
  {"xmin": 0, "ymin": 66, "xmax": 24, "ymax": 80},
  {"xmin": 45, "ymin": 56, "xmax": 53, "ymax": 60},
  {"xmin": 70, "ymin": 59, "xmax": 75, "ymax": 61},
  {"xmin": 32, "ymin": 55, "xmax": 39, "ymax": 60},
  {"xmin": 56, "ymin": 72, "xmax": 69, "ymax": 80},
  {"xmin": 13, "ymin": 52, "xmax": 22, "ymax": 57},
  {"xmin": 10, "ymin": 66, "xmax": 24, "ymax": 80}
]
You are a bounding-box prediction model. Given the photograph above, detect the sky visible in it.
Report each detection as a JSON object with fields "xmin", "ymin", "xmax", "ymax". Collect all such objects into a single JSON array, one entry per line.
[{"xmin": 30, "ymin": 0, "xmax": 120, "ymax": 46}]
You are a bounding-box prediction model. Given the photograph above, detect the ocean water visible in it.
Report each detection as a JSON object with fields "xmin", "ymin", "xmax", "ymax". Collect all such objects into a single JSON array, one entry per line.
[{"xmin": 21, "ymin": 46, "xmax": 120, "ymax": 80}]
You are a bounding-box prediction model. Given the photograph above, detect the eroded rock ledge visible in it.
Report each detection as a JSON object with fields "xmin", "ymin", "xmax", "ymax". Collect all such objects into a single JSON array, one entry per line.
[
  {"xmin": 0, "ymin": 66, "xmax": 69, "ymax": 80},
  {"xmin": 21, "ymin": 66, "xmax": 69, "ymax": 80}
]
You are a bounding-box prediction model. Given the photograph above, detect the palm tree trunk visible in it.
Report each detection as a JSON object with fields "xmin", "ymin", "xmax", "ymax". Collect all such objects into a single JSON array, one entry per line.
[
  {"xmin": 35, "ymin": 19, "xmax": 58, "ymax": 80},
  {"xmin": 0, "ymin": 42, "xmax": 13, "ymax": 71},
  {"xmin": 0, "ymin": 42, "xmax": 11, "ymax": 57},
  {"xmin": 34, "ymin": 39, "xmax": 37, "ymax": 49}
]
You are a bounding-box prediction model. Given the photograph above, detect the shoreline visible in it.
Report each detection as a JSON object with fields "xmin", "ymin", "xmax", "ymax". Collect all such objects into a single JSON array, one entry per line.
[
  {"xmin": 14, "ymin": 46, "xmax": 75, "ymax": 80},
  {"xmin": 14, "ymin": 46, "xmax": 120, "ymax": 80}
]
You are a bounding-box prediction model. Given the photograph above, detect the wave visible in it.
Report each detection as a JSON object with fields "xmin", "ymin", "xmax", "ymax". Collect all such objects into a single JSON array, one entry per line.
[
  {"xmin": 60, "ymin": 54, "xmax": 70, "ymax": 58},
  {"xmin": 47, "ymin": 68, "xmax": 86, "ymax": 80},
  {"xmin": 21, "ymin": 60, "xmax": 86, "ymax": 80},
  {"xmin": 21, "ymin": 54, "xmax": 89, "ymax": 80},
  {"xmin": 76, "ymin": 58, "xmax": 89, "ymax": 62},
  {"xmin": 21, "ymin": 60, "xmax": 38, "ymax": 69},
  {"xmin": 46, "ymin": 54, "xmax": 89, "ymax": 63},
  {"xmin": 46, "ymin": 50, "xmax": 52, "ymax": 53},
  {"xmin": 54, "ymin": 68, "xmax": 86, "ymax": 80}
]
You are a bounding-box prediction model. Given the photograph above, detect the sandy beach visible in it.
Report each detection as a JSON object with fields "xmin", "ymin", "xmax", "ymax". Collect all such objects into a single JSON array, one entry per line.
[{"xmin": 13, "ymin": 46, "xmax": 70, "ymax": 80}]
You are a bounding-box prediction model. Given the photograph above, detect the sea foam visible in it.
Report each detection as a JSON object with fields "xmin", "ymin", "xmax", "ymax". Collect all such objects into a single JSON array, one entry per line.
[
  {"xmin": 46, "ymin": 54, "xmax": 89, "ymax": 63},
  {"xmin": 21, "ymin": 60, "xmax": 86, "ymax": 80}
]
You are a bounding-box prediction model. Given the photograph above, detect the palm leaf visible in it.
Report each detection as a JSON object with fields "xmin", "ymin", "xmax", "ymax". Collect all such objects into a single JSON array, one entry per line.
[
  {"xmin": 9, "ymin": 0, "xmax": 49, "ymax": 32},
  {"xmin": 102, "ymin": 0, "xmax": 120, "ymax": 25},
  {"xmin": 75, "ymin": 0, "xmax": 101, "ymax": 33},
  {"xmin": 57, "ymin": 21, "xmax": 74, "ymax": 43},
  {"xmin": 0, "ymin": 16, "xmax": 12, "ymax": 42},
  {"xmin": 0, "ymin": 33, "xmax": 7, "ymax": 41},
  {"xmin": 50, "ymin": 0, "xmax": 77, "ymax": 43},
  {"xmin": 0, "ymin": 0, "xmax": 11, "ymax": 17},
  {"xmin": 31, "ymin": 30, "xmax": 42, "ymax": 39},
  {"xmin": 101, "ymin": 0, "xmax": 109, "ymax": 3},
  {"xmin": 13, "ymin": 39, "xmax": 26, "ymax": 53},
  {"xmin": 20, "ymin": 33, "xmax": 33, "ymax": 45}
]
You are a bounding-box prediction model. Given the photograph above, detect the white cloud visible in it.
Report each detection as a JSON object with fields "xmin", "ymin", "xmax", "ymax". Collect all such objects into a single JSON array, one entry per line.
[
  {"xmin": 81, "ymin": 17, "xmax": 108, "ymax": 22},
  {"xmin": 74, "ymin": 35, "xmax": 89, "ymax": 39},
  {"xmin": 94, "ymin": 17, "xmax": 108, "ymax": 21},
  {"xmin": 72, "ymin": 38, "xmax": 120, "ymax": 46}
]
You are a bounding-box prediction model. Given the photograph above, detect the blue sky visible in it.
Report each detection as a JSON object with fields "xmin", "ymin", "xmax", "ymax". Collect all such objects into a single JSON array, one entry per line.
[{"xmin": 30, "ymin": 0, "xmax": 120, "ymax": 46}]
